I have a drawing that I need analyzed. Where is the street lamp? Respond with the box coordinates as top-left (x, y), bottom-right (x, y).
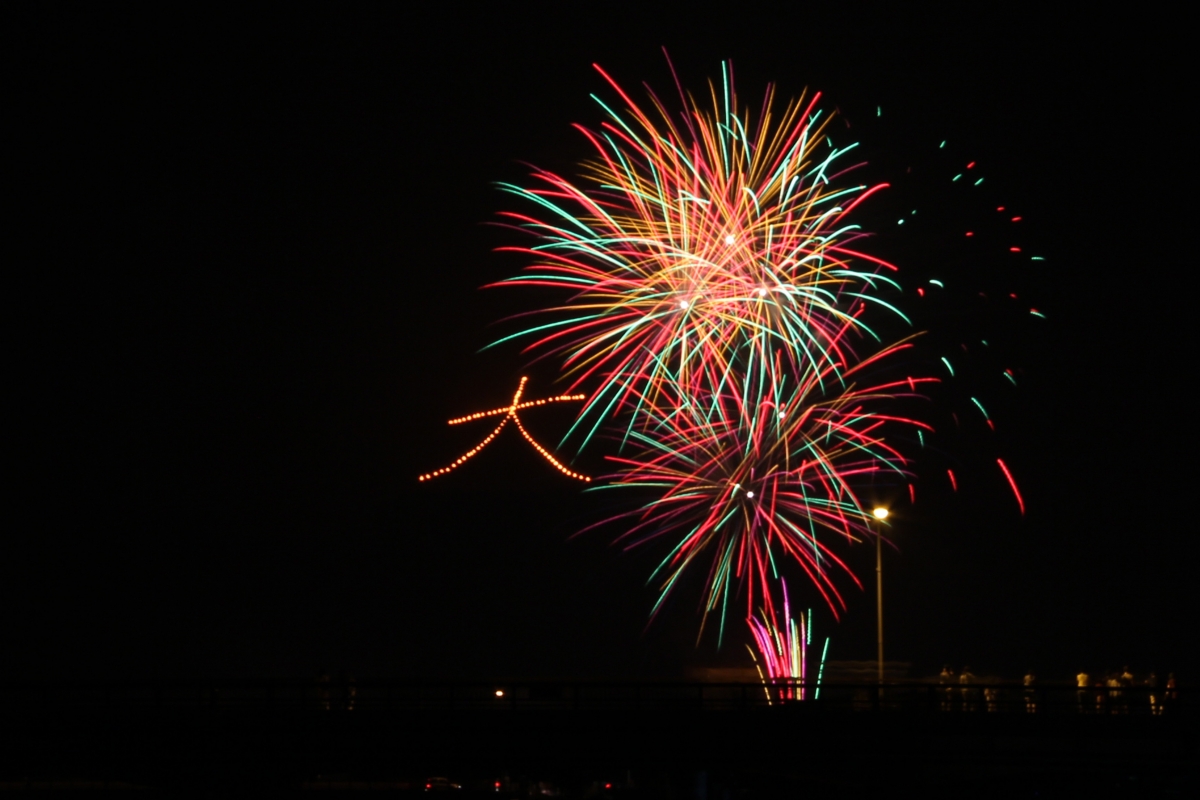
top-left (872, 507), bottom-right (889, 686)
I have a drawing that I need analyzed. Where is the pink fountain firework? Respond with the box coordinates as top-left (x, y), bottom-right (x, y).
top-left (747, 578), bottom-right (825, 700)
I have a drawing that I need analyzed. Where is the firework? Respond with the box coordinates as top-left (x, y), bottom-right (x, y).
top-left (588, 340), bottom-right (935, 640)
top-left (429, 58), bottom-right (1037, 665)
top-left (489, 61), bottom-right (907, 449)
top-left (418, 377), bottom-right (590, 482)
top-left (746, 578), bottom-right (816, 702)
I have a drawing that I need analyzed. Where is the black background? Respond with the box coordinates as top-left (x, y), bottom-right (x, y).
top-left (7, 4), bottom-right (1192, 684)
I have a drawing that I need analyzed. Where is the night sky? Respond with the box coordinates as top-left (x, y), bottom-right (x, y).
top-left (8, 5), bottom-right (1193, 684)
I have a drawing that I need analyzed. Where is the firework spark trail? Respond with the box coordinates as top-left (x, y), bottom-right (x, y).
top-left (892, 134), bottom-right (1045, 501)
top-left (996, 457), bottom-right (1024, 515)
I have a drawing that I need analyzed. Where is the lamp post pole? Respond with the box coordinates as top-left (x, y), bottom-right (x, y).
top-left (872, 507), bottom-right (889, 687)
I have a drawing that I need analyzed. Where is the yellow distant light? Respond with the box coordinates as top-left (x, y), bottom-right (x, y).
top-left (873, 507), bottom-right (889, 520)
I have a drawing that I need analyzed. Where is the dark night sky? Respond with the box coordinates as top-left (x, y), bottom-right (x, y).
top-left (7, 4), bottom-right (1193, 683)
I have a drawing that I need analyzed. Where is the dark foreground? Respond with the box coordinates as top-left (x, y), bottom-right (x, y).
top-left (2, 681), bottom-right (1195, 797)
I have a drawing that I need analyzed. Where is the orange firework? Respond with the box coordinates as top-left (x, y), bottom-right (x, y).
top-left (418, 377), bottom-right (590, 482)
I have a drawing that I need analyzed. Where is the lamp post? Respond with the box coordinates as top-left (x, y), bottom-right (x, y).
top-left (872, 507), bottom-right (889, 686)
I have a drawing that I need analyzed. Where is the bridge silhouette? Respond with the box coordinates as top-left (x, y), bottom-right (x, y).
top-left (9, 678), bottom-right (1185, 715)
top-left (4, 680), bottom-right (1194, 795)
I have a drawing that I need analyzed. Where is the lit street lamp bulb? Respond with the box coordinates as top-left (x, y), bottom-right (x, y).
top-left (873, 507), bottom-right (889, 520)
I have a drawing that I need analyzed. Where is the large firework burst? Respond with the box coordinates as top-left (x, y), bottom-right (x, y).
top-left (490, 61), bottom-right (907, 449)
